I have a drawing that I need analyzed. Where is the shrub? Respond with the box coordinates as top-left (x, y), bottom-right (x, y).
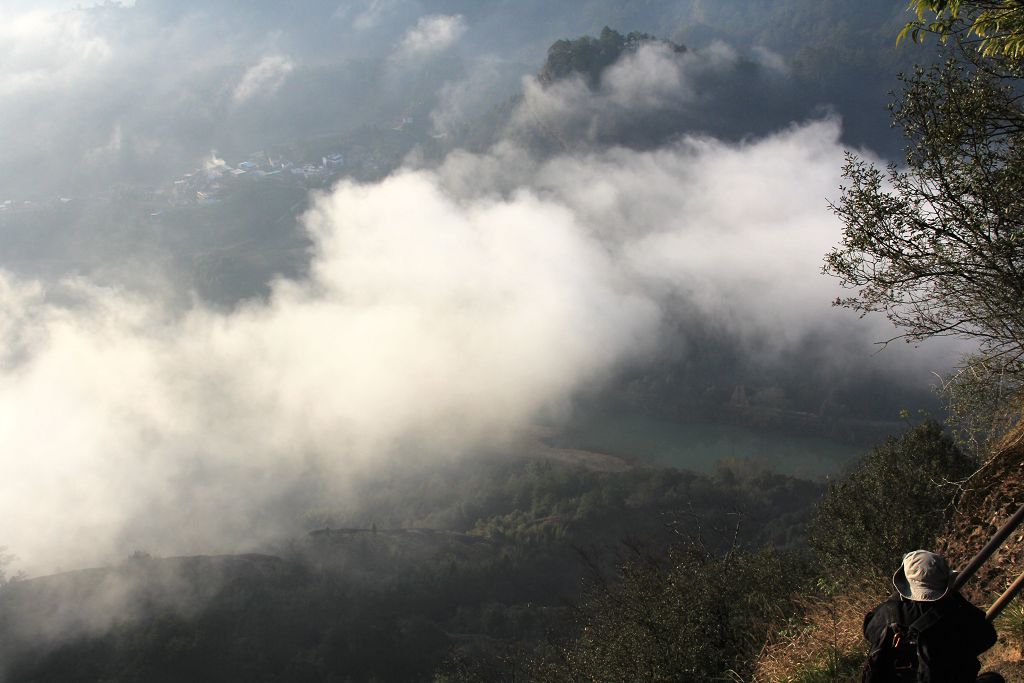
top-left (807, 420), bottom-right (975, 583)
top-left (531, 542), bottom-right (811, 682)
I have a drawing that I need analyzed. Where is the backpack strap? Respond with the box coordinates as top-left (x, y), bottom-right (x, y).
top-left (908, 607), bottom-right (943, 636)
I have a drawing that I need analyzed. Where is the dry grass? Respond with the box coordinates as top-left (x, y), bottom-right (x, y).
top-left (988, 596), bottom-right (1024, 663)
top-left (752, 412), bottom-right (1024, 682)
top-left (751, 581), bottom-right (887, 683)
top-left (995, 412), bottom-right (1024, 456)
top-left (750, 581), bottom-right (1024, 683)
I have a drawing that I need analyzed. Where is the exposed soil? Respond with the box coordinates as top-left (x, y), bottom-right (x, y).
top-left (939, 421), bottom-right (1024, 606)
top-left (516, 426), bottom-right (635, 472)
top-left (938, 419), bottom-right (1024, 677)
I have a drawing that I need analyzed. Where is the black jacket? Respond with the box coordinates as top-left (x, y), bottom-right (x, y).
top-left (863, 592), bottom-right (997, 682)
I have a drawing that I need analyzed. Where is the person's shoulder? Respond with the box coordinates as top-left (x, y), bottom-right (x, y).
top-left (943, 591), bottom-right (987, 619)
top-left (940, 591), bottom-right (974, 609)
top-left (864, 594), bottom-right (904, 636)
top-left (940, 591), bottom-right (997, 651)
top-left (871, 593), bottom-right (904, 615)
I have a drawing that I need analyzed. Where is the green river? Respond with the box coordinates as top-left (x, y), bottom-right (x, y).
top-left (559, 413), bottom-right (870, 479)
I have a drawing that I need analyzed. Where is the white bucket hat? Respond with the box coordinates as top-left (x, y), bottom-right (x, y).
top-left (893, 550), bottom-right (952, 602)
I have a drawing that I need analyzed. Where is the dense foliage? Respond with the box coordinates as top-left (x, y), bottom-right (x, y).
top-left (903, 0), bottom-right (1024, 59)
top-left (484, 423), bottom-right (977, 683)
top-left (827, 60), bottom-right (1024, 360)
top-left (529, 545), bottom-right (809, 683)
top-left (826, 50), bottom-right (1024, 444)
top-left (808, 421), bottom-right (976, 582)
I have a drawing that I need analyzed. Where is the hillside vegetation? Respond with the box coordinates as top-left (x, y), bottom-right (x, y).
top-left (0, 455), bottom-right (823, 682)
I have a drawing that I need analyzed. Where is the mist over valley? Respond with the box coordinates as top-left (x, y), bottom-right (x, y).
top-left (0, 2), bottom-right (985, 681)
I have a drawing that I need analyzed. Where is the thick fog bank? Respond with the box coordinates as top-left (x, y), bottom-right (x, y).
top-left (0, 118), bottom-right (963, 575)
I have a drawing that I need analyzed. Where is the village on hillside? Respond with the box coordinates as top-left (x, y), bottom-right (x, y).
top-left (165, 150), bottom-right (346, 209)
top-left (0, 110), bottom-right (432, 217)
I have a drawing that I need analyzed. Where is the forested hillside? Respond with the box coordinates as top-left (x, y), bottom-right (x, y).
top-left (0, 456), bottom-right (821, 682)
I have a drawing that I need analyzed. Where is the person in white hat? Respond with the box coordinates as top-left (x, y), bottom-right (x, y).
top-left (862, 550), bottom-right (1003, 682)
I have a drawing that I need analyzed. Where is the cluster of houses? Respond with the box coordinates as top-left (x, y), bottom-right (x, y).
top-left (164, 150), bottom-right (345, 207)
top-left (2, 148), bottom-right (352, 218)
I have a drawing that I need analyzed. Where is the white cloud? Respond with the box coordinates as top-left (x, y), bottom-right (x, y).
top-left (335, 0), bottom-right (404, 31)
top-left (507, 40), bottom-right (799, 147)
top-left (600, 43), bottom-right (688, 109)
top-left (430, 57), bottom-right (523, 135)
top-left (509, 42), bottom-right (699, 140)
top-left (751, 46), bottom-right (790, 76)
top-left (0, 117), bottom-right (963, 577)
top-left (231, 55), bottom-right (295, 105)
top-left (0, 167), bottom-right (659, 574)
top-left (438, 119), bottom-right (855, 340)
top-left (0, 8), bottom-right (112, 96)
top-left (396, 14), bottom-right (466, 59)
